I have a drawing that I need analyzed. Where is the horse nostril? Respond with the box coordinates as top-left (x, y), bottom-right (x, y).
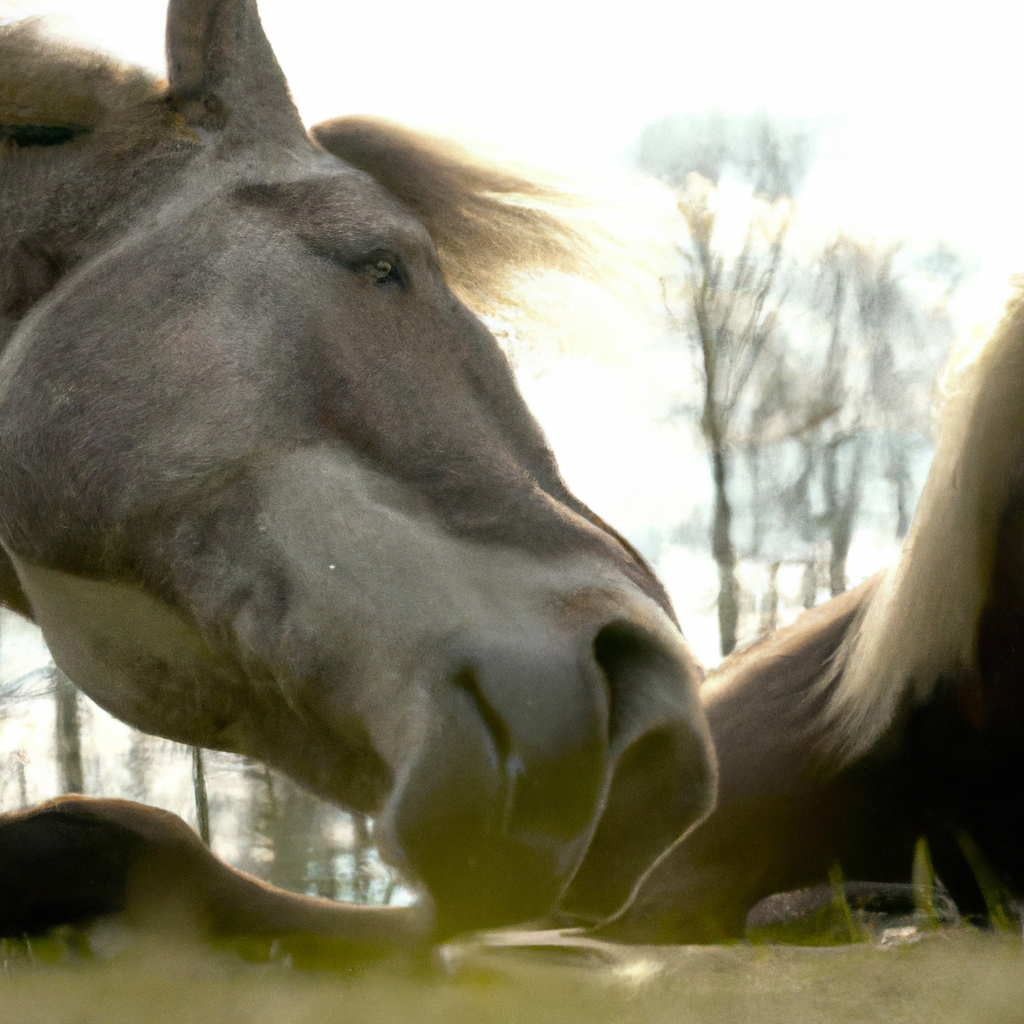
top-left (452, 665), bottom-right (512, 769)
top-left (561, 618), bottom-right (715, 922)
top-left (593, 620), bottom-right (672, 744)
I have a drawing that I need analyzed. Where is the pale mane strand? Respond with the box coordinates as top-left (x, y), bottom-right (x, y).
top-left (820, 296), bottom-right (1024, 762)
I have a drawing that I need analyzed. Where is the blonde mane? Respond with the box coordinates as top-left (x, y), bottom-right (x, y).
top-left (310, 117), bottom-right (600, 316)
top-left (820, 294), bottom-right (1024, 762)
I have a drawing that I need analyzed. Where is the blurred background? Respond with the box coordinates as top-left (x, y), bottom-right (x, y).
top-left (1, 0), bottom-right (1021, 906)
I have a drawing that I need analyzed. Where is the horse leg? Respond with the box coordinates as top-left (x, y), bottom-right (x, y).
top-left (0, 795), bottom-right (432, 963)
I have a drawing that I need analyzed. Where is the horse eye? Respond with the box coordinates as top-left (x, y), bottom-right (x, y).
top-left (363, 256), bottom-right (404, 287)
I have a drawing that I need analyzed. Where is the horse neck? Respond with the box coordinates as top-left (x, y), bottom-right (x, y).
top-left (702, 577), bottom-right (879, 787)
top-left (811, 301), bottom-right (1024, 764)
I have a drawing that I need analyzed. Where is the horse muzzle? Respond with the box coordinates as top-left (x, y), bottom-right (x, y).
top-left (379, 614), bottom-right (716, 939)
top-left (215, 450), bottom-right (716, 938)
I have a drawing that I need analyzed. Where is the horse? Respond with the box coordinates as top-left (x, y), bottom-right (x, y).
top-left (0, 0), bottom-right (715, 946)
top-left (602, 296), bottom-right (1024, 942)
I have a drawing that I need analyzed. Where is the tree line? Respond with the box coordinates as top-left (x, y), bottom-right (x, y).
top-left (639, 113), bottom-right (962, 656)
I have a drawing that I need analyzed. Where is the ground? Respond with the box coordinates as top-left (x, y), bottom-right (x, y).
top-left (0, 929), bottom-right (1020, 1024)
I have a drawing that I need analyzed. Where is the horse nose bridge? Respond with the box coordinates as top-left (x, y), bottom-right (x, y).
top-left (454, 628), bottom-right (608, 749)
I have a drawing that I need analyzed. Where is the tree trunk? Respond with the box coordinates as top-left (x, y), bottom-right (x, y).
top-left (824, 437), bottom-right (865, 598)
top-left (351, 812), bottom-right (374, 903)
top-left (886, 441), bottom-right (912, 538)
top-left (306, 826), bottom-right (339, 901)
top-left (53, 666), bottom-right (83, 794)
top-left (829, 525), bottom-right (852, 597)
top-left (192, 745), bottom-right (211, 846)
top-left (126, 732), bottom-right (152, 803)
top-left (12, 750), bottom-right (27, 807)
top-left (800, 560), bottom-right (817, 609)
top-left (747, 445), bottom-right (763, 557)
top-left (710, 444), bottom-right (739, 657)
top-left (758, 561), bottom-right (780, 636)
top-left (265, 773), bottom-right (320, 895)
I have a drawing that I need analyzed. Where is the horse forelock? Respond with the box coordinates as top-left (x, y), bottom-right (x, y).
top-left (817, 294), bottom-right (1024, 764)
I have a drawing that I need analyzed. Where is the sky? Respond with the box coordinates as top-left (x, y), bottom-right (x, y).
top-left (3, 0), bottom-right (1024, 661)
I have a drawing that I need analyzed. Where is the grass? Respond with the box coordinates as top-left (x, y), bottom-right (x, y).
top-left (0, 927), bottom-right (1020, 1024)
top-left (2, 833), bottom-right (1018, 1022)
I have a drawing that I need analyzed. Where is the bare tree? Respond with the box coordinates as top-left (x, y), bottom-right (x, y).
top-left (821, 435), bottom-right (866, 595)
top-left (349, 812), bottom-right (375, 904)
top-left (125, 731), bottom-right (154, 803)
top-left (643, 116), bottom-right (810, 656)
top-left (10, 749), bottom-right (27, 808)
top-left (671, 173), bottom-right (791, 655)
top-left (642, 116), bottom-right (959, 650)
top-left (802, 236), bottom-right (958, 594)
top-left (730, 235), bottom-right (959, 608)
top-left (244, 765), bottom-right (329, 896)
top-left (192, 745), bottom-right (211, 846)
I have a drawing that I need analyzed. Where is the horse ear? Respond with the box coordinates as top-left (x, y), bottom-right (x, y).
top-left (165, 0), bottom-right (305, 141)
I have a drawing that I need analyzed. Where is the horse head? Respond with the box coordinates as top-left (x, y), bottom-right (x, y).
top-left (0, 0), bottom-right (714, 937)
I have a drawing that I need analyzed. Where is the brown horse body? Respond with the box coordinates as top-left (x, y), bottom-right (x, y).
top-left (608, 301), bottom-right (1024, 941)
top-left (0, 0), bottom-right (713, 943)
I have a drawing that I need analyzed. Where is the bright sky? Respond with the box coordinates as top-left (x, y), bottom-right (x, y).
top-left (4, 0), bottom-right (1023, 660)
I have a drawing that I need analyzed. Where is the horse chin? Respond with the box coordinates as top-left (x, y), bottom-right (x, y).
top-left (377, 813), bottom-right (593, 940)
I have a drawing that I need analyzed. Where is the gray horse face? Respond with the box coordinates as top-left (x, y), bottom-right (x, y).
top-left (0, 0), bottom-right (715, 937)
